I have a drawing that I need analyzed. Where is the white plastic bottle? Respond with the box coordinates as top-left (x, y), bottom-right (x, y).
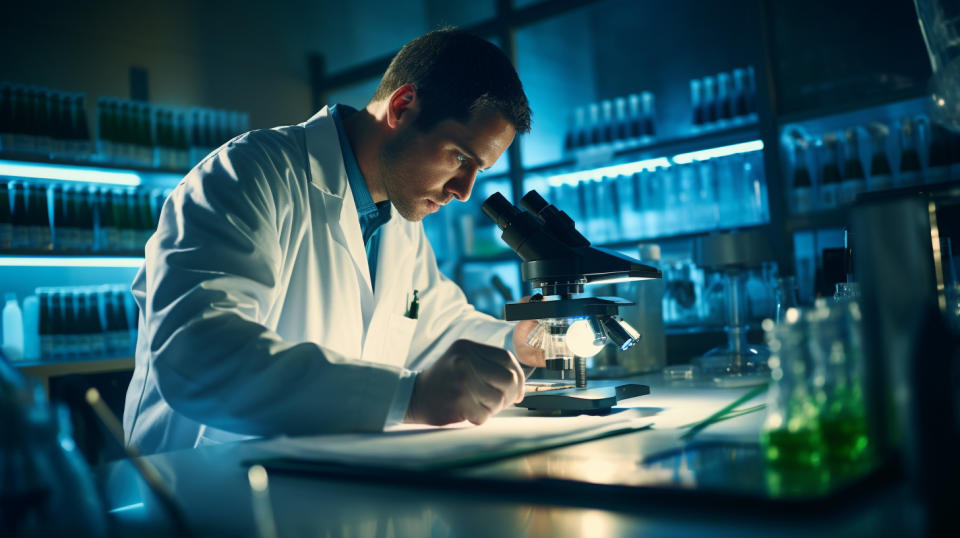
top-left (2, 293), bottom-right (24, 360)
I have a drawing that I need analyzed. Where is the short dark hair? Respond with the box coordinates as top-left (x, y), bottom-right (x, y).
top-left (372, 28), bottom-right (531, 134)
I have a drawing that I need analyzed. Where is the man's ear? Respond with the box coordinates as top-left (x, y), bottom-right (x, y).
top-left (387, 84), bottom-right (418, 129)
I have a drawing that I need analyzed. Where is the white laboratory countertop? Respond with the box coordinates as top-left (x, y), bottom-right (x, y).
top-left (97, 374), bottom-right (919, 538)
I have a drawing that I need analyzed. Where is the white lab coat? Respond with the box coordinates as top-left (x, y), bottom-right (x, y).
top-left (123, 107), bottom-right (514, 454)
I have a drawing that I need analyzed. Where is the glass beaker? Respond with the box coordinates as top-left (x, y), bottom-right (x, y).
top-left (807, 299), bottom-right (871, 472)
top-left (761, 312), bottom-right (829, 496)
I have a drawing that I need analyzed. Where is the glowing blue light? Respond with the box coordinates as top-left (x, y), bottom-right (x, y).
top-left (671, 140), bottom-right (764, 164)
top-left (588, 275), bottom-right (653, 285)
top-left (109, 502), bottom-right (145, 514)
top-left (0, 256), bottom-right (144, 268)
top-left (0, 159), bottom-right (141, 186)
top-left (544, 157), bottom-right (671, 186)
top-left (540, 139), bottom-right (764, 188)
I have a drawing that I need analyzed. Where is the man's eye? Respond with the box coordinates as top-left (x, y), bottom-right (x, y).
top-left (456, 153), bottom-right (467, 164)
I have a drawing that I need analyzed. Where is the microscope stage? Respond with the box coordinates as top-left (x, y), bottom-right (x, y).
top-left (517, 383), bottom-right (649, 414)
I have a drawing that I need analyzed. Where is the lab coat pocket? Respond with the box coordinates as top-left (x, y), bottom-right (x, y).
top-left (383, 313), bottom-right (418, 368)
top-left (362, 310), bottom-right (418, 368)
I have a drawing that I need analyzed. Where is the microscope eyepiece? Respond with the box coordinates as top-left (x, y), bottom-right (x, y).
top-left (519, 190), bottom-right (590, 248)
top-left (481, 192), bottom-right (521, 231)
top-left (519, 190), bottom-right (550, 215)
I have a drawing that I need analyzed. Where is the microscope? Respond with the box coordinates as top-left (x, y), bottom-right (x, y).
top-left (481, 190), bottom-right (662, 413)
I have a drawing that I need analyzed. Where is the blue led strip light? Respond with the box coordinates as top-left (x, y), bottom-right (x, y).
top-left (671, 139), bottom-right (764, 164)
top-left (0, 256), bottom-right (144, 268)
top-left (543, 139), bottom-right (764, 186)
top-left (0, 159), bottom-right (142, 186)
top-left (546, 158), bottom-right (670, 186)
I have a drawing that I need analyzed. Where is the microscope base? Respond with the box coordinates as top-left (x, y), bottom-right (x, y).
top-left (517, 383), bottom-right (649, 414)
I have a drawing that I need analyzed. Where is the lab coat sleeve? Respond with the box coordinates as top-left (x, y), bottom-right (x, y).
top-left (405, 225), bottom-right (516, 372)
top-left (144, 132), bottom-right (408, 436)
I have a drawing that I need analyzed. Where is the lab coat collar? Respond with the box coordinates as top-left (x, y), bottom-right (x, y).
top-left (302, 106), bottom-right (417, 298)
top-left (303, 106), bottom-right (348, 214)
top-left (303, 106), bottom-right (372, 290)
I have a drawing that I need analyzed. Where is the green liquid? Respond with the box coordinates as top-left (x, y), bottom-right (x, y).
top-left (762, 427), bottom-right (823, 467)
top-left (762, 427), bottom-right (828, 498)
top-left (819, 385), bottom-right (870, 464)
top-left (819, 413), bottom-right (869, 463)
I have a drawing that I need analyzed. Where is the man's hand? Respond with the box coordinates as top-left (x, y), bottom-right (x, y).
top-left (405, 339), bottom-right (525, 426)
top-left (513, 296), bottom-right (546, 368)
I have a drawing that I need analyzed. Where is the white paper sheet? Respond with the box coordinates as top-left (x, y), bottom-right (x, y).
top-left (257, 409), bottom-right (654, 470)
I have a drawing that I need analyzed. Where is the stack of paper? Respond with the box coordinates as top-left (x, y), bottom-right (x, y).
top-left (256, 409), bottom-right (654, 471)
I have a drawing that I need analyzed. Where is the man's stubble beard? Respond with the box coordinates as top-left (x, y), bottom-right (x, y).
top-left (379, 128), bottom-right (427, 222)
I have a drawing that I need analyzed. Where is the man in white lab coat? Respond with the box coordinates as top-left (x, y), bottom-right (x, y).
top-left (124, 29), bottom-right (544, 453)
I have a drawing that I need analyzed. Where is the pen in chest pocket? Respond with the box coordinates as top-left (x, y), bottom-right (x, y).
top-left (405, 290), bottom-right (419, 319)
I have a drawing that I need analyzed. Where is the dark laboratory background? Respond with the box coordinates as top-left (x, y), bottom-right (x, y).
top-left (1, 0), bottom-right (957, 519)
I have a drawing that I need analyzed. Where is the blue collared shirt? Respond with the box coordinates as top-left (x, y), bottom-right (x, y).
top-left (329, 104), bottom-right (392, 290)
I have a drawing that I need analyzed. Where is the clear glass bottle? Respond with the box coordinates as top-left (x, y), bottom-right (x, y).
top-left (790, 139), bottom-right (813, 214)
top-left (641, 91), bottom-right (656, 138)
top-left (702, 76), bottom-right (717, 125)
top-left (642, 168), bottom-right (665, 238)
top-left (696, 159), bottom-right (719, 230)
top-left (818, 135), bottom-right (843, 209)
top-left (600, 100), bottom-right (615, 145)
top-left (72, 94), bottom-right (91, 159)
top-left (675, 163), bottom-right (697, 233)
top-left (775, 275), bottom-right (799, 324)
top-left (716, 72), bottom-right (733, 122)
top-left (898, 117), bottom-right (922, 187)
top-left (0, 181), bottom-right (11, 249)
top-left (866, 122), bottom-right (894, 192)
top-left (740, 150), bottom-right (766, 225)
top-left (627, 94), bottom-right (643, 140)
top-left (690, 79), bottom-right (704, 127)
top-left (39, 289), bottom-right (53, 359)
top-left (613, 97), bottom-right (629, 144)
top-left (715, 155), bottom-right (739, 227)
top-left (587, 102), bottom-right (602, 147)
top-left (841, 128), bottom-right (866, 205)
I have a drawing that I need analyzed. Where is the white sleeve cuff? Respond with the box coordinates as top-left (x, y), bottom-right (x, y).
top-left (503, 324), bottom-right (517, 355)
top-left (385, 368), bottom-right (418, 426)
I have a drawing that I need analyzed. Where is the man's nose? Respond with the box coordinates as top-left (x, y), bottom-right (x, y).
top-left (444, 167), bottom-right (478, 202)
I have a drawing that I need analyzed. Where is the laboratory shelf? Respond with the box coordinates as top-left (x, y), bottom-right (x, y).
top-left (610, 121), bottom-right (760, 162)
top-left (775, 86), bottom-right (928, 126)
top-left (16, 355), bottom-right (135, 394)
top-left (785, 208), bottom-right (849, 232)
top-left (520, 121), bottom-right (761, 181)
top-left (0, 251), bottom-right (145, 267)
top-left (598, 223), bottom-right (770, 251)
top-left (0, 249), bottom-right (145, 257)
top-left (454, 224), bottom-right (772, 268)
top-left (785, 183), bottom-right (960, 233)
top-left (0, 150), bottom-right (190, 176)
